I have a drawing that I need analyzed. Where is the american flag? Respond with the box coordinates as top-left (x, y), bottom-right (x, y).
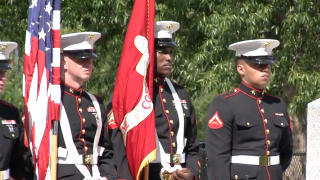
top-left (23, 0), bottom-right (61, 179)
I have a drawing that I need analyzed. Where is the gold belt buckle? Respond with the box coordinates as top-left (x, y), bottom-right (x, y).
top-left (83, 154), bottom-right (92, 165)
top-left (259, 156), bottom-right (271, 166)
top-left (170, 154), bottom-right (181, 164)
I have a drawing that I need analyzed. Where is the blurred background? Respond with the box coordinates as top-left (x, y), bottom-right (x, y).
top-left (1, 0), bottom-right (319, 179)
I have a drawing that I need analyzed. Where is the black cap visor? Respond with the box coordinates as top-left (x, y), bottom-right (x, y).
top-left (0, 60), bottom-right (12, 70)
top-left (62, 49), bottom-right (98, 59)
top-left (237, 55), bottom-right (275, 65)
top-left (155, 38), bottom-right (177, 47)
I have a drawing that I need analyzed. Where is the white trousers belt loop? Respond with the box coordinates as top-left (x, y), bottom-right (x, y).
top-left (0, 169), bottom-right (10, 180)
top-left (231, 155), bottom-right (280, 166)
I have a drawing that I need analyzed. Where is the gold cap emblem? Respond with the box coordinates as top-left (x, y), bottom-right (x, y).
top-left (264, 41), bottom-right (271, 48)
top-left (167, 23), bottom-right (174, 30)
top-left (0, 44), bottom-right (8, 51)
top-left (88, 34), bottom-right (95, 40)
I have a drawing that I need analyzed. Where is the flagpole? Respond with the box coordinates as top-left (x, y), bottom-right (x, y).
top-left (143, 165), bottom-right (150, 180)
top-left (51, 121), bottom-right (59, 179)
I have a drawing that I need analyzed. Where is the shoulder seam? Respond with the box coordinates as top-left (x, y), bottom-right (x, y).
top-left (216, 88), bottom-right (237, 97)
top-left (0, 100), bottom-right (17, 109)
top-left (224, 90), bottom-right (240, 99)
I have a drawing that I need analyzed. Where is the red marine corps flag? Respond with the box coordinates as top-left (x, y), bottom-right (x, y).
top-left (112, 0), bottom-right (156, 179)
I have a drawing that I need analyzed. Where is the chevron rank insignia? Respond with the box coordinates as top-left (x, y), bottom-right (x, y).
top-left (208, 112), bottom-right (223, 129)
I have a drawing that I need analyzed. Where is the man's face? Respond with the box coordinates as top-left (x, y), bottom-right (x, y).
top-left (237, 59), bottom-right (271, 89)
top-left (63, 56), bottom-right (94, 83)
top-left (154, 47), bottom-right (174, 77)
top-left (0, 69), bottom-right (8, 94)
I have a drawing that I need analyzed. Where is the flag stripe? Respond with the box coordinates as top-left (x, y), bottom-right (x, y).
top-left (23, 0), bottom-right (61, 179)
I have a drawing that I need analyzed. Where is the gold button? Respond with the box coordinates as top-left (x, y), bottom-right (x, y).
top-left (69, 88), bottom-right (74, 93)
top-left (82, 129), bottom-right (86, 134)
top-left (264, 119), bottom-right (268, 123)
top-left (12, 134), bottom-right (14, 137)
top-left (78, 98), bottom-right (82, 104)
top-left (267, 151), bottom-right (270, 156)
top-left (251, 90), bottom-right (256, 95)
top-left (172, 142), bottom-right (176, 147)
top-left (235, 175), bottom-right (238, 179)
top-left (163, 99), bottom-right (167, 103)
top-left (154, 78), bottom-right (158, 83)
top-left (171, 131), bottom-right (174, 136)
top-left (170, 120), bottom-right (174, 124)
top-left (161, 88), bottom-right (163, 92)
top-left (84, 146), bottom-right (88, 152)
top-left (259, 99), bottom-right (262, 104)
top-left (247, 122), bottom-right (250, 126)
top-left (266, 129), bottom-right (270, 134)
top-left (261, 109), bottom-right (265, 113)
top-left (165, 110), bottom-right (169, 114)
top-left (262, 90), bottom-right (265, 95)
top-left (79, 108), bottom-right (83, 113)
top-left (234, 89), bottom-right (238, 92)
top-left (81, 138), bottom-right (85, 141)
top-left (281, 123), bottom-right (284, 126)
top-left (82, 118), bottom-right (86, 123)
top-left (267, 140), bottom-right (270, 145)
top-left (183, 113), bottom-right (185, 117)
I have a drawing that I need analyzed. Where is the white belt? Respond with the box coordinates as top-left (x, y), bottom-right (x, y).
top-left (151, 153), bottom-right (186, 164)
top-left (231, 155), bottom-right (280, 166)
top-left (57, 147), bottom-right (104, 165)
top-left (0, 169), bottom-right (10, 180)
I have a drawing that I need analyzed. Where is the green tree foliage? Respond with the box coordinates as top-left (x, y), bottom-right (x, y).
top-left (0, 1), bottom-right (319, 145)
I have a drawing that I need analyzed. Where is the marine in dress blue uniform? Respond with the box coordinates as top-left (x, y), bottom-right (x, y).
top-left (206, 39), bottom-right (293, 180)
top-left (106, 21), bottom-right (200, 180)
top-left (57, 32), bottom-right (116, 180)
top-left (148, 21), bottom-right (199, 180)
top-left (0, 42), bottom-right (35, 180)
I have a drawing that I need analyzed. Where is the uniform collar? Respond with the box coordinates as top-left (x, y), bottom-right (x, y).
top-left (239, 81), bottom-right (265, 99)
top-left (154, 76), bottom-right (166, 86)
top-left (61, 81), bottom-right (83, 96)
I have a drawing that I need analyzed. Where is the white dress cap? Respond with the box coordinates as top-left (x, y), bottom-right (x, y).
top-left (228, 39), bottom-right (280, 57)
top-left (154, 21), bottom-right (180, 39)
top-left (0, 42), bottom-right (18, 70)
top-left (154, 21), bottom-right (180, 47)
top-left (0, 42), bottom-right (18, 60)
top-left (61, 32), bottom-right (101, 59)
top-left (61, 32), bottom-right (101, 51)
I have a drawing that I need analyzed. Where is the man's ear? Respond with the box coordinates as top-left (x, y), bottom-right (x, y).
top-left (237, 60), bottom-right (245, 76)
top-left (61, 55), bottom-right (68, 70)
